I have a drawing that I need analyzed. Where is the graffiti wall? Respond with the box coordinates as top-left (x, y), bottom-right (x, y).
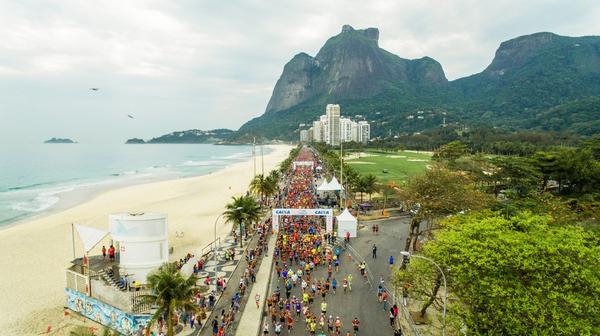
top-left (65, 288), bottom-right (151, 335)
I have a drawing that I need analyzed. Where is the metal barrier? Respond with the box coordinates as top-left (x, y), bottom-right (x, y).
top-left (201, 237), bottom-right (221, 259)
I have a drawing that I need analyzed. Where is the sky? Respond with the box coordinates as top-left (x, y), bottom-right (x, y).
top-left (1, 0), bottom-right (599, 144)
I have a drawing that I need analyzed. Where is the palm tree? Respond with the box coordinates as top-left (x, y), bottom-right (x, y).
top-left (362, 174), bottom-right (378, 200)
top-left (380, 182), bottom-right (397, 215)
top-left (249, 174), bottom-right (268, 204)
top-left (224, 195), bottom-right (262, 247)
top-left (141, 263), bottom-right (198, 336)
top-left (265, 170), bottom-right (281, 205)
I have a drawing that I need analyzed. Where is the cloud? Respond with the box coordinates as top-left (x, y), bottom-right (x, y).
top-left (0, 0), bottom-right (599, 143)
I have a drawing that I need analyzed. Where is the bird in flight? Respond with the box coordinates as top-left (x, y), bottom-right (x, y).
top-left (127, 114), bottom-right (134, 119)
top-left (89, 88), bottom-right (99, 91)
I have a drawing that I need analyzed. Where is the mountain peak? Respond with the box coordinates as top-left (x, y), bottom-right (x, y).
top-left (339, 24), bottom-right (379, 42)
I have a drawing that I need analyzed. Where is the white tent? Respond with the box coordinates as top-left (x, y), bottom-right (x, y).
top-left (74, 224), bottom-right (109, 253)
top-left (316, 179), bottom-right (332, 192)
top-left (336, 208), bottom-right (357, 238)
top-left (328, 176), bottom-right (344, 191)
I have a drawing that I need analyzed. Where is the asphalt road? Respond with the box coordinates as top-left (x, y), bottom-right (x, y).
top-left (264, 216), bottom-right (411, 336)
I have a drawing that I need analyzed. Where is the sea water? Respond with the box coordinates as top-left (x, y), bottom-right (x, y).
top-left (0, 143), bottom-right (262, 227)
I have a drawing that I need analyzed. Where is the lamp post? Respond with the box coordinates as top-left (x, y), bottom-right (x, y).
top-left (213, 207), bottom-right (243, 286)
top-left (400, 251), bottom-right (447, 336)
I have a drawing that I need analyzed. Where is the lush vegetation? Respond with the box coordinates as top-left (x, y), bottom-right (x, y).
top-left (407, 212), bottom-right (600, 335)
top-left (387, 135), bottom-right (600, 335)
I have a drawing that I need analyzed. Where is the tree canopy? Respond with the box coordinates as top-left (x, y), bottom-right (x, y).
top-left (420, 211), bottom-right (600, 335)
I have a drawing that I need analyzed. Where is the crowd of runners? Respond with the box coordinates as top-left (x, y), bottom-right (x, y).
top-left (261, 148), bottom-right (401, 336)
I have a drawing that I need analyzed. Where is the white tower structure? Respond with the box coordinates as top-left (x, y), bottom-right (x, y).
top-left (109, 213), bottom-right (169, 283)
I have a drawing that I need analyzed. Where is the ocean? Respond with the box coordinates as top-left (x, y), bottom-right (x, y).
top-left (0, 143), bottom-right (263, 227)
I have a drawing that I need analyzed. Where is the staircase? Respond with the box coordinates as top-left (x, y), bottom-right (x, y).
top-left (98, 268), bottom-right (126, 291)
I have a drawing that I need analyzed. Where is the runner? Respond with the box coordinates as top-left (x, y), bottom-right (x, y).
top-left (351, 317), bottom-right (360, 335)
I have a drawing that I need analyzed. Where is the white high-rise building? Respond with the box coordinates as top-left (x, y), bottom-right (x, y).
top-left (299, 129), bottom-right (309, 143)
top-left (312, 120), bottom-right (323, 142)
top-left (320, 115), bottom-right (329, 144)
top-left (303, 104), bottom-right (370, 146)
top-left (358, 121), bottom-right (370, 144)
top-left (350, 122), bottom-right (359, 142)
top-left (340, 118), bottom-right (355, 143)
top-left (326, 104), bottom-right (340, 146)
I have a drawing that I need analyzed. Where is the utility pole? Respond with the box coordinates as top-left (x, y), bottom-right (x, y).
top-left (252, 137), bottom-right (256, 177)
top-left (261, 140), bottom-right (264, 176)
top-left (340, 139), bottom-right (344, 209)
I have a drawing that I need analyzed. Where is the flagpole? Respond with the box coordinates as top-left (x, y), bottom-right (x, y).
top-left (72, 223), bottom-right (76, 259)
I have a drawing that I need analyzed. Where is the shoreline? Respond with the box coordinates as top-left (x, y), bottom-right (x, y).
top-left (0, 145), bottom-right (270, 231)
top-left (0, 144), bottom-right (293, 335)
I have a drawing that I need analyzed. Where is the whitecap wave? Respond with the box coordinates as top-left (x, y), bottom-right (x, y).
top-left (10, 193), bottom-right (60, 213)
top-left (180, 160), bottom-right (225, 167)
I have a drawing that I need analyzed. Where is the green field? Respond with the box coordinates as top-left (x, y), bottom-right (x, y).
top-left (345, 150), bottom-right (432, 184)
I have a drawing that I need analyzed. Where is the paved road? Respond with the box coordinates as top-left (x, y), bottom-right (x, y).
top-left (262, 216), bottom-right (411, 336)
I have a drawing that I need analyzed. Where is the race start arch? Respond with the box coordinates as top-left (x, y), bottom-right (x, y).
top-left (292, 161), bottom-right (314, 170)
top-left (272, 208), bottom-right (333, 233)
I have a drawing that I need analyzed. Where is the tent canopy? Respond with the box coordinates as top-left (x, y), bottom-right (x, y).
top-left (317, 179), bottom-right (332, 191)
top-left (336, 208), bottom-right (357, 238)
top-left (75, 224), bottom-right (109, 253)
top-left (328, 176), bottom-right (344, 191)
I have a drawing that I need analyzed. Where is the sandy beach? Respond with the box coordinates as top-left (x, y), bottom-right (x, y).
top-left (0, 144), bottom-right (292, 336)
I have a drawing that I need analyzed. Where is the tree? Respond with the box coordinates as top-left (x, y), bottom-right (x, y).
top-left (224, 195), bottom-right (262, 247)
top-left (487, 156), bottom-right (542, 196)
top-left (393, 257), bottom-right (443, 322)
top-left (400, 167), bottom-right (493, 251)
top-left (380, 182), bottom-right (397, 214)
top-left (141, 263), bottom-right (199, 336)
top-left (249, 174), bottom-right (268, 204)
top-left (420, 211), bottom-right (600, 335)
top-left (433, 141), bottom-right (468, 163)
top-left (361, 174), bottom-right (378, 200)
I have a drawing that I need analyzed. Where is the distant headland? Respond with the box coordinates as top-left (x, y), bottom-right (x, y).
top-left (125, 129), bottom-right (234, 144)
top-left (44, 137), bottom-right (76, 144)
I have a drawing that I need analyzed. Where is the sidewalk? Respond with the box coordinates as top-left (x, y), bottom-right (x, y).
top-left (234, 234), bottom-right (276, 336)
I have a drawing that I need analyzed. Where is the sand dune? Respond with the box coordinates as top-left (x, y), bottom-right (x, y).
top-left (0, 145), bottom-right (292, 336)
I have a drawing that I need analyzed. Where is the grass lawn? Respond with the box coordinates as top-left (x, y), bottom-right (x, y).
top-left (345, 150), bottom-right (432, 184)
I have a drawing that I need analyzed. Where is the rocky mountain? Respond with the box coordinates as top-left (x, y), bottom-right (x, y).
top-left (125, 129), bottom-right (234, 144)
top-left (238, 26), bottom-right (600, 139)
top-left (453, 32), bottom-right (600, 132)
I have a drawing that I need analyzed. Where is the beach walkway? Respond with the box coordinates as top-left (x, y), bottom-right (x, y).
top-left (234, 234), bottom-right (277, 335)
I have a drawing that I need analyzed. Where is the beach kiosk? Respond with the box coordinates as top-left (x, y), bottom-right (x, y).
top-left (64, 212), bottom-right (168, 335)
top-left (336, 208), bottom-right (358, 238)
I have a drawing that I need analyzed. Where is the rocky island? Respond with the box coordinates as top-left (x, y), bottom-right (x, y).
top-left (44, 137), bottom-right (76, 144)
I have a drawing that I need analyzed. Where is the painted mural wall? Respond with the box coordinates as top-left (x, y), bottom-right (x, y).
top-left (65, 288), bottom-right (151, 335)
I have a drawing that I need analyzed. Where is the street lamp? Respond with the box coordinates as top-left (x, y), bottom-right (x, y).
top-left (213, 207), bottom-right (243, 287)
top-left (400, 251), bottom-right (448, 336)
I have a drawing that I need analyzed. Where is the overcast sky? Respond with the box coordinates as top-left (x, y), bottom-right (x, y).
top-left (1, 0), bottom-right (599, 144)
